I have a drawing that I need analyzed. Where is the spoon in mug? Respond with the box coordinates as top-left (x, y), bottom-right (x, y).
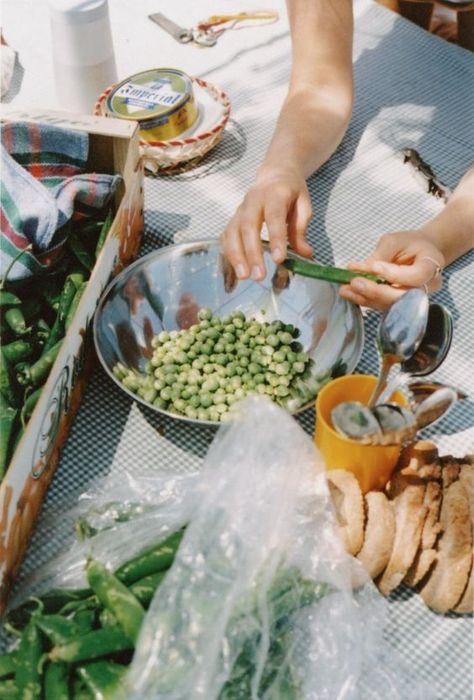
top-left (368, 288), bottom-right (430, 407)
top-left (378, 303), bottom-right (453, 404)
top-left (345, 387), bottom-right (458, 446)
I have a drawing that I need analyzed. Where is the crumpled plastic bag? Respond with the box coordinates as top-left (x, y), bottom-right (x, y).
top-left (125, 397), bottom-right (431, 700)
top-left (11, 396), bottom-right (431, 699)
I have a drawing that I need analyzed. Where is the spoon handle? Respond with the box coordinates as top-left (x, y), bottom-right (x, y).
top-left (368, 356), bottom-right (398, 408)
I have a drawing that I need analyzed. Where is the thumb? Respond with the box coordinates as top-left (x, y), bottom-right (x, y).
top-left (369, 257), bottom-right (440, 287)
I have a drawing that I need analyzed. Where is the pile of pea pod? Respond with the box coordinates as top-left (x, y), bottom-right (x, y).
top-left (0, 210), bottom-right (113, 479)
top-left (0, 529), bottom-right (184, 699)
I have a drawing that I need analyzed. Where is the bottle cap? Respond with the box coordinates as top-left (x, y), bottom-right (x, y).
top-left (48, 0), bottom-right (108, 24)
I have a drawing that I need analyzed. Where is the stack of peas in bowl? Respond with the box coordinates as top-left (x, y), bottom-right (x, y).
top-left (113, 309), bottom-right (312, 421)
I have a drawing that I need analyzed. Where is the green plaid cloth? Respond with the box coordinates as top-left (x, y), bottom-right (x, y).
top-left (0, 121), bottom-right (120, 281)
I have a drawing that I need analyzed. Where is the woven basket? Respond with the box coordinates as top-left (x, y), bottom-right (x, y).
top-left (94, 77), bottom-right (231, 175)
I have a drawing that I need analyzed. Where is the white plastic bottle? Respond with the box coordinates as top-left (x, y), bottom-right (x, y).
top-left (48, 0), bottom-right (117, 113)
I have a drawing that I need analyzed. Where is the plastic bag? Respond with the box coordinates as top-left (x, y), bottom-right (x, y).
top-left (126, 397), bottom-right (431, 700)
top-left (11, 469), bottom-right (200, 605)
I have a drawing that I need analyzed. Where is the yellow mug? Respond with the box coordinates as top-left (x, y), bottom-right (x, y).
top-left (315, 374), bottom-right (407, 493)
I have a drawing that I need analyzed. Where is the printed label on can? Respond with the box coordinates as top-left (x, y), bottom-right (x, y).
top-left (115, 81), bottom-right (183, 112)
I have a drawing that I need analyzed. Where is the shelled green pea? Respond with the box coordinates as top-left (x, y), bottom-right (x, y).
top-left (113, 309), bottom-right (313, 421)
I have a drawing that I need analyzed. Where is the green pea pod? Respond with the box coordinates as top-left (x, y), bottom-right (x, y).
top-left (16, 614), bottom-right (43, 700)
top-left (49, 627), bottom-right (133, 664)
top-left (0, 290), bottom-right (21, 308)
top-left (0, 349), bottom-right (18, 407)
top-left (0, 651), bottom-right (17, 679)
top-left (283, 258), bottom-right (387, 285)
top-left (57, 278), bottom-right (78, 325)
top-left (21, 387), bottom-right (43, 429)
top-left (114, 529), bottom-right (185, 585)
top-left (0, 679), bottom-right (17, 698)
top-left (72, 677), bottom-right (95, 700)
top-left (6, 590), bottom-right (91, 632)
top-left (77, 660), bottom-right (127, 700)
top-left (35, 318), bottom-right (51, 342)
top-left (86, 558), bottom-right (144, 643)
top-left (41, 288), bottom-right (61, 312)
top-left (69, 232), bottom-right (95, 271)
top-left (69, 268), bottom-right (87, 291)
top-left (36, 614), bottom-right (86, 646)
top-left (72, 609), bottom-right (96, 634)
top-left (22, 298), bottom-right (41, 322)
top-left (3, 307), bottom-right (30, 336)
top-left (2, 341), bottom-right (34, 364)
top-left (41, 277), bottom-right (77, 355)
top-left (44, 661), bottom-right (69, 700)
top-left (0, 406), bottom-right (18, 478)
top-left (95, 209), bottom-right (113, 259)
top-left (128, 570), bottom-right (166, 608)
top-left (65, 282), bottom-right (87, 332)
top-left (17, 340), bottom-right (62, 387)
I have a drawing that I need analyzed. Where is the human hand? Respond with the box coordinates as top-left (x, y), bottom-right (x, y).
top-left (339, 230), bottom-right (445, 311)
top-left (221, 166), bottom-right (313, 281)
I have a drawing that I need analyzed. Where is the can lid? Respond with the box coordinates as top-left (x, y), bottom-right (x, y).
top-left (48, 0), bottom-right (108, 23)
top-left (105, 69), bottom-right (193, 122)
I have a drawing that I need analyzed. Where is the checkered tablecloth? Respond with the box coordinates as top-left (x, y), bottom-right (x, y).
top-left (2, 0), bottom-right (473, 696)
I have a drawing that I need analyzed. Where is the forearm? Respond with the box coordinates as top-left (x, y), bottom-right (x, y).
top-left (421, 166), bottom-right (474, 265)
top-left (259, 86), bottom-right (353, 180)
top-left (259, 0), bottom-right (353, 180)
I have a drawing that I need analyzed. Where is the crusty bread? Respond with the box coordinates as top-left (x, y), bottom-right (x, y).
top-left (454, 465), bottom-right (474, 614)
top-left (326, 469), bottom-right (364, 556)
top-left (357, 492), bottom-right (395, 579)
top-left (420, 479), bottom-right (472, 613)
top-left (404, 480), bottom-right (443, 587)
top-left (378, 475), bottom-right (427, 596)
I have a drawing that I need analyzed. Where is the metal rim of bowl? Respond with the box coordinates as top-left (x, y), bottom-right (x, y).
top-left (93, 239), bottom-right (365, 427)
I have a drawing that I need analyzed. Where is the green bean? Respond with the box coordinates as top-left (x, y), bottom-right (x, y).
top-left (114, 529), bottom-right (184, 585)
top-left (44, 661), bottom-right (69, 700)
top-left (16, 613), bottom-right (43, 700)
top-left (0, 651), bottom-right (17, 679)
top-left (17, 340), bottom-right (62, 387)
top-left (77, 660), bottom-right (127, 700)
top-left (49, 627), bottom-right (133, 663)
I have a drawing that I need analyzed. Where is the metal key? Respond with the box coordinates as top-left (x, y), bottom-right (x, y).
top-left (148, 12), bottom-right (194, 43)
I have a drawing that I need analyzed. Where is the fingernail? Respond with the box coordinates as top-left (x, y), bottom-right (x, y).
top-left (251, 265), bottom-right (263, 280)
top-left (236, 264), bottom-right (246, 279)
top-left (272, 247), bottom-right (283, 262)
top-left (352, 279), bottom-right (366, 292)
top-left (373, 262), bottom-right (387, 274)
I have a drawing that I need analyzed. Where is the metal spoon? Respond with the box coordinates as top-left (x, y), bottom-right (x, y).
top-left (378, 303), bottom-right (453, 403)
top-left (368, 288), bottom-right (429, 407)
top-left (414, 386), bottom-right (457, 430)
top-left (354, 387), bottom-right (457, 446)
top-left (331, 401), bottom-right (382, 440)
top-left (408, 380), bottom-right (467, 406)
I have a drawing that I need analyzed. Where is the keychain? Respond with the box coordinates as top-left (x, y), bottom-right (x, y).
top-left (149, 10), bottom-right (279, 47)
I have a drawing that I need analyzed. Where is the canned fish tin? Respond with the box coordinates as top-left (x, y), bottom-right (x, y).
top-left (105, 68), bottom-right (198, 142)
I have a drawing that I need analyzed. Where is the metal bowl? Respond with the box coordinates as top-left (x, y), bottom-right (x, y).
top-left (93, 240), bottom-right (364, 426)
